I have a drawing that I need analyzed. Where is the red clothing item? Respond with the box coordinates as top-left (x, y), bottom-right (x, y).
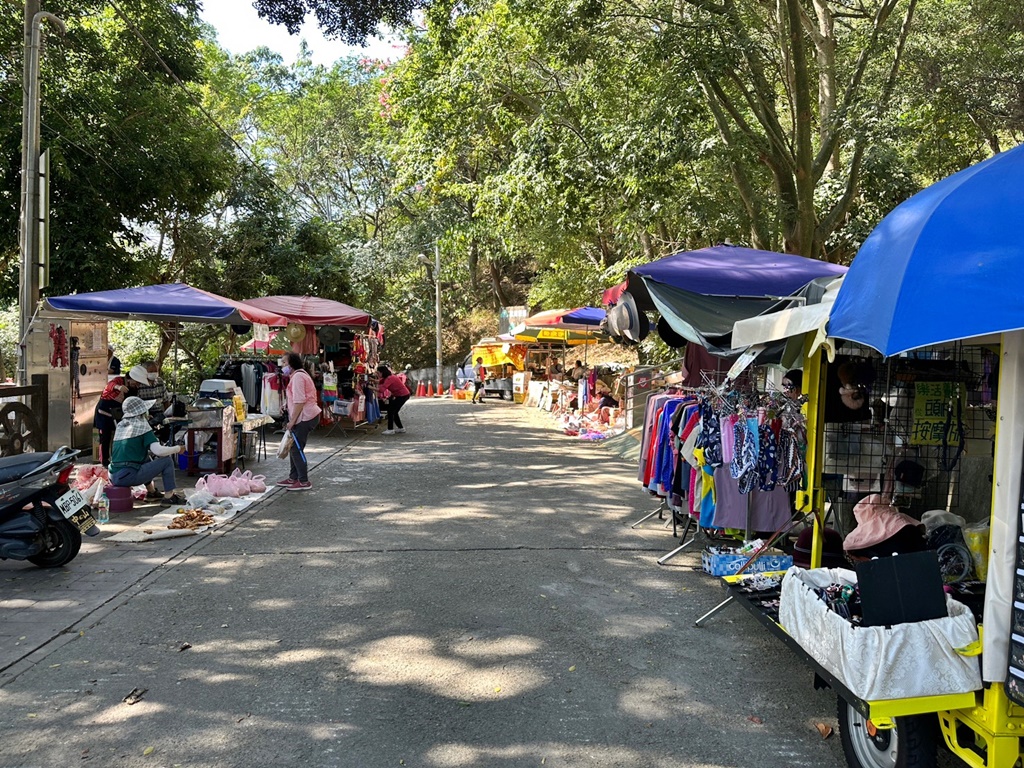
top-left (101, 377), bottom-right (128, 401)
top-left (379, 374), bottom-right (410, 399)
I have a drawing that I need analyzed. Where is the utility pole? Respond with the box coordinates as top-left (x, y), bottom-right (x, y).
top-left (433, 242), bottom-right (442, 394)
top-left (18, 1), bottom-right (64, 383)
top-left (417, 245), bottom-right (443, 394)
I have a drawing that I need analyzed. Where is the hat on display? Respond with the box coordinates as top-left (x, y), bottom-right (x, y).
top-left (620, 292), bottom-right (650, 343)
top-left (793, 526), bottom-right (846, 569)
top-left (285, 323), bottom-right (306, 341)
top-left (657, 316), bottom-right (688, 349)
top-left (843, 494), bottom-right (924, 552)
top-left (122, 396), bottom-right (157, 419)
top-left (128, 364), bottom-right (150, 385)
top-left (318, 326), bottom-right (341, 346)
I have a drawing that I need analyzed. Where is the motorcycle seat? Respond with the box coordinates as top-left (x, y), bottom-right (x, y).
top-left (0, 452), bottom-right (54, 484)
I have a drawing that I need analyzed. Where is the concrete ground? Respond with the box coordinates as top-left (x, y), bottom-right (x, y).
top-left (0, 398), bottom-right (851, 768)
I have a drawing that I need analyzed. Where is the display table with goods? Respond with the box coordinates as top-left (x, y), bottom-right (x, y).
top-left (181, 404), bottom-right (236, 476)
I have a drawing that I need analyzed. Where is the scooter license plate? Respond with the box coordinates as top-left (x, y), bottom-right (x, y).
top-left (55, 489), bottom-right (97, 534)
top-left (55, 489), bottom-right (87, 519)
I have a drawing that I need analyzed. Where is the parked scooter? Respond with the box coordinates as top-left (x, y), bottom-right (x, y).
top-left (0, 447), bottom-right (99, 568)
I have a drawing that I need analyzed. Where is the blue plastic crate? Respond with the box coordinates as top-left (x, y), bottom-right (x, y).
top-left (701, 549), bottom-right (793, 577)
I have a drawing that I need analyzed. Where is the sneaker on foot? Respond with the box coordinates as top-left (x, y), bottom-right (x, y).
top-left (161, 493), bottom-right (187, 506)
top-left (381, 429), bottom-right (396, 435)
top-left (395, 427), bottom-right (406, 433)
top-left (287, 481), bottom-right (312, 491)
top-left (277, 478), bottom-right (297, 487)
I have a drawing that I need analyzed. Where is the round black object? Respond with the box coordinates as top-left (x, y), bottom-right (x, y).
top-left (657, 317), bottom-right (688, 349)
top-left (231, 324), bottom-right (252, 335)
top-left (837, 695), bottom-right (938, 768)
top-left (793, 526), bottom-right (846, 569)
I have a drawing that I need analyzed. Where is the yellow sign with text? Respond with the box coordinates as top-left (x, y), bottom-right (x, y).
top-left (911, 381), bottom-right (964, 446)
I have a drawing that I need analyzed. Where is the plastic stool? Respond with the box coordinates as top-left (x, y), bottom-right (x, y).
top-left (105, 485), bottom-right (134, 514)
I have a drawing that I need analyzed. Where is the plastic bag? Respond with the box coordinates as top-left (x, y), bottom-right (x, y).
top-left (249, 474), bottom-right (267, 493)
top-left (277, 430), bottom-right (294, 459)
top-left (131, 485), bottom-right (148, 501)
top-left (185, 488), bottom-right (216, 508)
top-left (230, 468), bottom-right (252, 495)
top-left (964, 522), bottom-right (990, 582)
top-left (205, 473), bottom-right (240, 498)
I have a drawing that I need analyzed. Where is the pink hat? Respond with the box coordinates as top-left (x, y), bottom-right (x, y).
top-left (843, 494), bottom-right (924, 552)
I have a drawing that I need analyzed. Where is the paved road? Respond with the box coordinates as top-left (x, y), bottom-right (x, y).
top-left (0, 399), bottom-right (848, 768)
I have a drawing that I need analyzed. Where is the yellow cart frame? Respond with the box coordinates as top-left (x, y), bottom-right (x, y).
top-left (768, 338), bottom-right (1024, 767)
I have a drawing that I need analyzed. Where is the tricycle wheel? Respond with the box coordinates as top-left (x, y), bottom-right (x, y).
top-left (837, 695), bottom-right (938, 768)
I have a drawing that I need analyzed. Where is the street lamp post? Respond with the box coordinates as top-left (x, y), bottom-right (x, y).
top-left (418, 245), bottom-right (442, 394)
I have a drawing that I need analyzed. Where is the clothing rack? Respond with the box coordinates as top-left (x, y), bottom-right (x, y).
top-left (635, 371), bottom-right (809, 566)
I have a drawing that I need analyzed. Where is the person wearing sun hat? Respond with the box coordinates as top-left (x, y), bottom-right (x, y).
top-left (108, 396), bottom-right (185, 505)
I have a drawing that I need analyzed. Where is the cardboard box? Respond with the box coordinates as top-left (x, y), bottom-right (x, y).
top-left (701, 549), bottom-right (793, 577)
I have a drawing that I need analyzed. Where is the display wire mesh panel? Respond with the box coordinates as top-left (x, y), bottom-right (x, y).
top-left (821, 343), bottom-right (994, 534)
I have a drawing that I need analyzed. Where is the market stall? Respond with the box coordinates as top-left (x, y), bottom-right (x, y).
top-left (467, 338), bottom-right (528, 400)
top-left (37, 283), bottom-right (288, 453)
top-left (719, 143), bottom-right (1024, 768)
top-left (239, 295), bottom-right (380, 431)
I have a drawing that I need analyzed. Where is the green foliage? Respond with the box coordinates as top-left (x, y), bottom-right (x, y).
top-left (2, 0), bottom-right (1022, 382)
top-left (0, 1), bottom-right (237, 300)
top-left (107, 320), bottom-right (162, 369)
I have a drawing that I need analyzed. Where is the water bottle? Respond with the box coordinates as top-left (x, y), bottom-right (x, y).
top-left (96, 494), bottom-right (110, 524)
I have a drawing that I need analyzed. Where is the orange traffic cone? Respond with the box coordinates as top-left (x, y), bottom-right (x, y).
top-left (416, 380), bottom-right (426, 398)
top-left (426, 381), bottom-right (434, 398)
top-left (449, 380), bottom-right (455, 397)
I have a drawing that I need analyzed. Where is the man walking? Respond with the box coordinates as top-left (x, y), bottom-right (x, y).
top-left (472, 357), bottom-right (486, 404)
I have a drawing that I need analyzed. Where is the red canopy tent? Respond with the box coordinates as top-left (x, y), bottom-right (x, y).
top-left (241, 295), bottom-right (372, 328)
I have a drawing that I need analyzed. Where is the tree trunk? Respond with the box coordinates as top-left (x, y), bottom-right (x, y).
top-left (810, 0), bottom-right (839, 173)
top-left (785, 0), bottom-right (817, 257)
top-left (468, 239), bottom-right (480, 291)
top-left (487, 259), bottom-right (512, 307)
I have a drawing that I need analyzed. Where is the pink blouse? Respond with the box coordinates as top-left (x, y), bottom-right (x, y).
top-left (286, 370), bottom-right (322, 423)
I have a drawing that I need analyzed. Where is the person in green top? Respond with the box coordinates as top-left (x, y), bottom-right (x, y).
top-left (109, 396), bottom-right (185, 505)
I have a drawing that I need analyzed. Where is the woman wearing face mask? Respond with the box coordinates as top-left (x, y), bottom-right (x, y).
top-left (277, 353), bottom-right (321, 491)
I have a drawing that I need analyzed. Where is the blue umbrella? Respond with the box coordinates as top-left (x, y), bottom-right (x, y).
top-left (828, 142), bottom-right (1024, 356)
top-left (561, 306), bottom-right (605, 326)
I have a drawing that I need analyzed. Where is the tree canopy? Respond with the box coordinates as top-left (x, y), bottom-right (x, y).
top-left (2, 0), bottom-right (1022, 372)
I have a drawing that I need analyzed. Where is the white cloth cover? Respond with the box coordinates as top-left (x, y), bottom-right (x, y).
top-left (779, 567), bottom-right (981, 701)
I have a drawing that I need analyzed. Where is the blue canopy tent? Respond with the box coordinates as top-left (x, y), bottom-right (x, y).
top-left (45, 283), bottom-right (288, 326)
top-left (613, 245), bottom-right (847, 356)
top-left (828, 143), bottom-right (1024, 357)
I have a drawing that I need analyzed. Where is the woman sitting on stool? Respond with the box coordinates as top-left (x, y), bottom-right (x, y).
top-left (108, 396), bottom-right (185, 505)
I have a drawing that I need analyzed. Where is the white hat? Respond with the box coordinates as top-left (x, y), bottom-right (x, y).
top-left (122, 396), bottom-right (157, 418)
top-left (128, 364), bottom-right (150, 385)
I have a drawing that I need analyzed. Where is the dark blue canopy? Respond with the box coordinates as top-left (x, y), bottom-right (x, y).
top-left (829, 142), bottom-right (1024, 356)
top-left (626, 245), bottom-right (847, 310)
top-left (45, 283), bottom-right (288, 325)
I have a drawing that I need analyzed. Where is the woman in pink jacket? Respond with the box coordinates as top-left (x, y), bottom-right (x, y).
top-left (377, 364), bottom-right (411, 435)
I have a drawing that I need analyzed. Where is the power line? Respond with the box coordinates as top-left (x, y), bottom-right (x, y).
top-left (106, 0), bottom-right (317, 220)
